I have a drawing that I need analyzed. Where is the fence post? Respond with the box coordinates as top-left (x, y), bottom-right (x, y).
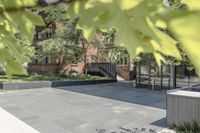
top-left (188, 70), bottom-right (191, 86)
top-left (148, 60), bottom-right (151, 89)
top-left (134, 62), bottom-right (137, 87)
top-left (138, 62), bottom-right (141, 87)
top-left (152, 79), bottom-right (155, 91)
top-left (168, 78), bottom-right (171, 90)
top-left (173, 64), bottom-right (177, 89)
top-left (161, 65), bottom-right (163, 90)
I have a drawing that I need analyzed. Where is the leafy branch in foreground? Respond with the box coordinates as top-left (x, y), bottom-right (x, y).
top-left (1, 0), bottom-right (200, 78)
top-left (67, 0), bottom-right (200, 75)
top-left (0, 0), bottom-right (45, 78)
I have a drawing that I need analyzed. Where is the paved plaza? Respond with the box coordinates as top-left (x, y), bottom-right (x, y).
top-left (0, 82), bottom-right (166, 133)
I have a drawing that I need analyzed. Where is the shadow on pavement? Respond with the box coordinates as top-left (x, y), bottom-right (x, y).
top-left (55, 82), bottom-right (166, 109)
top-left (150, 117), bottom-right (167, 128)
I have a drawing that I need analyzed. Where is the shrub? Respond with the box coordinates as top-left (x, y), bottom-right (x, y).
top-left (171, 122), bottom-right (200, 133)
top-left (0, 73), bottom-right (108, 82)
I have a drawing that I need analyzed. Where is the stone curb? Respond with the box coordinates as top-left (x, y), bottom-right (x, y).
top-left (0, 79), bottom-right (117, 90)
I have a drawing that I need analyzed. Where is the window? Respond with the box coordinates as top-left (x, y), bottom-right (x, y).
top-left (124, 57), bottom-right (128, 65)
top-left (46, 29), bottom-right (52, 38)
top-left (45, 56), bottom-right (51, 64)
top-left (117, 57), bottom-right (129, 65)
top-left (120, 58), bottom-right (123, 65)
top-left (36, 31), bottom-right (42, 39)
top-left (46, 32), bottom-right (52, 38)
top-left (35, 59), bottom-right (38, 64)
top-left (35, 48), bottom-right (39, 64)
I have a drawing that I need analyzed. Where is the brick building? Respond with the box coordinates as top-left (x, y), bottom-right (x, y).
top-left (28, 25), bottom-right (135, 80)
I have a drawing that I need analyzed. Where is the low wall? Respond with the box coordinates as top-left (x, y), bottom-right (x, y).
top-left (167, 87), bottom-right (200, 126)
top-left (0, 79), bottom-right (117, 90)
top-left (51, 79), bottom-right (117, 87)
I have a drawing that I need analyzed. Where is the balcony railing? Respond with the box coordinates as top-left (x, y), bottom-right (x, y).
top-left (87, 63), bottom-right (117, 79)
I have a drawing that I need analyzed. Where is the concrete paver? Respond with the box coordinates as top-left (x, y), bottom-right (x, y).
top-left (0, 82), bottom-right (166, 133)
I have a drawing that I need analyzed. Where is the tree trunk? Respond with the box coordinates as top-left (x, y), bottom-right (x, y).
top-left (84, 52), bottom-right (87, 75)
top-left (80, 40), bottom-right (88, 75)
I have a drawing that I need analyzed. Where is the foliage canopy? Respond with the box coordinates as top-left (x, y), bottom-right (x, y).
top-left (0, 0), bottom-right (44, 78)
top-left (1, 0), bottom-right (200, 77)
top-left (67, 0), bottom-right (200, 75)
top-left (37, 5), bottom-right (84, 65)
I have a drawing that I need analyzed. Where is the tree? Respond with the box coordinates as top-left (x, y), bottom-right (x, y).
top-left (92, 27), bottom-right (130, 64)
top-left (108, 47), bottom-right (129, 64)
top-left (89, 28), bottom-right (115, 62)
top-left (37, 5), bottom-right (84, 69)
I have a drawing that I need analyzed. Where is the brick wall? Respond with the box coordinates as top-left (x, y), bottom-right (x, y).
top-left (28, 64), bottom-right (61, 74)
top-left (116, 65), bottom-right (134, 80)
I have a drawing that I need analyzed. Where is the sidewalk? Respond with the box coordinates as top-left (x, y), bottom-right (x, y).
top-left (0, 107), bottom-right (39, 133)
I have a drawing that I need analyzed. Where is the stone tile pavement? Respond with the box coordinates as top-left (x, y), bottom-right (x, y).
top-left (0, 82), bottom-right (166, 133)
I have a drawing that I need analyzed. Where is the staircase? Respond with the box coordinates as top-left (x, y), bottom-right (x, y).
top-left (87, 63), bottom-right (117, 79)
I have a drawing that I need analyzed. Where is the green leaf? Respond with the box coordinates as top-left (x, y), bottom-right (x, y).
top-left (181, 0), bottom-right (200, 10)
top-left (153, 52), bottom-right (166, 67)
top-left (0, 0), bottom-right (45, 78)
top-left (0, 43), bottom-right (26, 79)
top-left (1, 0), bottom-right (37, 10)
top-left (3, 11), bottom-right (43, 40)
top-left (117, 0), bottom-right (142, 10)
top-left (25, 12), bottom-right (45, 26)
top-left (67, 0), bottom-right (105, 38)
top-left (170, 12), bottom-right (200, 75)
top-left (67, 0), bottom-right (181, 60)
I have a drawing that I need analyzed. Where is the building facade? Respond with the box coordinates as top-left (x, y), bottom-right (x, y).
top-left (28, 25), bottom-right (135, 80)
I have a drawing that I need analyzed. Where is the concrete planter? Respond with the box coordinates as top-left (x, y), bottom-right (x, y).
top-left (167, 85), bottom-right (200, 126)
top-left (0, 79), bottom-right (117, 90)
